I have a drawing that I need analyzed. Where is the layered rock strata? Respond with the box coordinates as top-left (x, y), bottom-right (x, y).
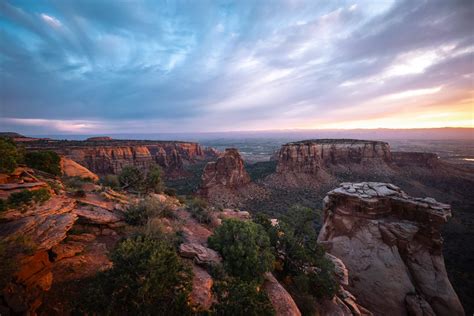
top-left (276, 139), bottom-right (392, 174)
top-left (25, 140), bottom-right (219, 175)
top-left (318, 182), bottom-right (464, 316)
top-left (201, 148), bottom-right (251, 190)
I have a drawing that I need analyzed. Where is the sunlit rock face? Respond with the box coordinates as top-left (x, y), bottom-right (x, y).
top-left (29, 139), bottom-right (220, 175)
top-left (200, 148), bottom-right (251, 191)
top-left (318, 182), bottom-right (464, 316)
top-left (276, 139), bottom-right (392, 174)
top-left (62, 146), bottom-right (155, 174)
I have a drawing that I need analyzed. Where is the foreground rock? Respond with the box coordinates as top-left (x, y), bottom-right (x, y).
top-left (318, 182), bottom-right (464, 316)
top-left (263, 272), bottom-right (301, 316)
top-left (60, 157), bottom-right (99, 181)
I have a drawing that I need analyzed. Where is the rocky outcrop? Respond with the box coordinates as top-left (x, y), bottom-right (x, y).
top-left (276, 139), bottom-right (392, 174)
top-left (0, 194), bottom-right (78, 314)
top-left (60, 157), bottom-right (99, 181)
top-left (199, 148), bottom-right (255, 207)
top-left (179, 243), bottom-right (221, 267)
top-left (201, 148), bottom-right (251, 190)
top-left (318, 182), bottom-right (464, 316)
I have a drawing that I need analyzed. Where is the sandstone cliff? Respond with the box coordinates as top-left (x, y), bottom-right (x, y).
top-left (318, 182), bottom-right (464, 316)
top-left (276, 139), bottom-right (392, 174)
top-left (25, 139), bottom-right (219, 176)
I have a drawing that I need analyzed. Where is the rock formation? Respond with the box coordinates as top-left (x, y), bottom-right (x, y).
top-left (199, 148), bottom-right (258, 207)
top-left (0, 167), bottom-right (129, 314)
top-left (61, 146), bottom-right (155, 174)
top-left (23, 139), bottom-right (219, 176)
top-left (60, 157), bottom-right (99, 181)
top-left (201, 148), bottom-right (251, 189)
top-left (318, 182), bottom-right (464, 316)
top-left (276, 139), bottom-right (392, 174)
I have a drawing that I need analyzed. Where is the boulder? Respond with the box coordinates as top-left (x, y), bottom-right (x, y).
top-left (60, 157), bottom-right (99, 181)
top-left (179, 243), bottom-right (221, 266)
top-left (73, 207), bottom-right (123, 225)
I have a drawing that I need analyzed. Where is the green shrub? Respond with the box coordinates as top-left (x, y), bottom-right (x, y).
top-left (0, 137), bottom-right (24, 173)
top-left (125, 196), bottom-right (175, 226)
top-left (7, 188), bottom-right (51, 208)
top-left (101, 174), bottom-right (120, 189)
top-left (25, 151), bottom-right (61, 175)
top-left (212, 277), bottom-right (275, 316)
top-left (0, 199), bottom-right (6, 212)
top-left (271, 205), bottom-right (337, 300)
top-left (144, 165), bottom-right (165, 193)
top-left (208, 219), bottom-right (274, 282)
top-left (31, 188), bottom-right (51, 203)
top-left (187, 197), bottom-right (213, 225)
top-left (118, 166), bottom-right (144, 192)
top-left (77, 235), bottom-right (193, 315)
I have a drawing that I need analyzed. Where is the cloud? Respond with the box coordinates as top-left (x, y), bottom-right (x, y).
top-left (40, 13), bottom-right (61, 27)
top-left (0, 0), bottom-right (472, 134)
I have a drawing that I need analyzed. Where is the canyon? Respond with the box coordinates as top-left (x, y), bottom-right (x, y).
top-left (23, 138), bottom-right (219, 176)
top-left (1, 135), bottom-right (472, 315)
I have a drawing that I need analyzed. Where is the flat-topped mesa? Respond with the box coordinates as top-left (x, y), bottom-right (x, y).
top-left (276, 139), bottom-right (392, 174)
top-left (200, 148), bottom-right (251, 191)
top-left (24, 139), bottom-right (219, 175)
top-left (61, 146), bottom-right (155, 174)
top-left (85, 136), bottom-right (113, 141)
top-left (318, 182), bottom-right (464, 316)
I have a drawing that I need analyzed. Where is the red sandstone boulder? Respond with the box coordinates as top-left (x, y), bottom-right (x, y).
top-left (60, 157), bottom-right (99, 181)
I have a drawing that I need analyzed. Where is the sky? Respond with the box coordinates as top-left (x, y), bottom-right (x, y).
top-left (0, 0), bottom-right (473, 134)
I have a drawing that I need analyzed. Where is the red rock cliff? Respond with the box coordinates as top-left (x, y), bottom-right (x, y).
top-left (276, 139), bottom-right (392, 174)
top-left (318, 182), bottom-right (464, 316)
top-left (201, 148), bottom-right (251, 190)
top-left (62, 146), bottom-right (154, 174)
top-left (26, 140), bottom-right (219, 175)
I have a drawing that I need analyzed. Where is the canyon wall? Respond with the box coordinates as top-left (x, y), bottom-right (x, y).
top-left (25, 140), bottom-right (219, 175)
top-left (276, 139), bottom-right (392, 174)
top-left (318, 182), bottom-right (464, 316)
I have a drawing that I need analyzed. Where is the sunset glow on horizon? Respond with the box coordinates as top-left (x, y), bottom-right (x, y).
top-left (0, 0), bottom-right (473, 134)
